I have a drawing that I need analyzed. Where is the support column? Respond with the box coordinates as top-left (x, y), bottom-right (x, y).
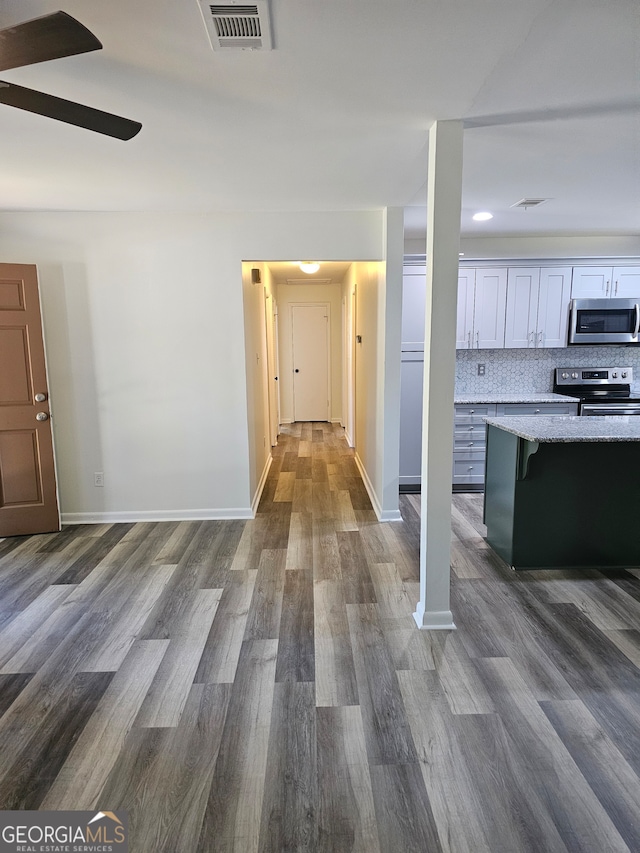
top-left (413, 119), bottom-right (463, 630)
top-left (380, 206), bottom-right (403, 521)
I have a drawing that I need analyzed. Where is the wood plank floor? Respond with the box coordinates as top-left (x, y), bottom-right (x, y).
top-left (1, 421), bottom-right (640, 851)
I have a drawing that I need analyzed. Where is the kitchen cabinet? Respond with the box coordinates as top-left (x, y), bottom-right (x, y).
top-left (484, 419), bottom-right (640, 569)
top-left (452, 404), bottom-right (495, 487)
top-left (401, 266), bottom-right (426, 349)
top-left (400, 266), bottom-right (426, 488)
top-left (399, 352), bottom-right (424, 488)
top-left (571, 266), bottom-right (640, 299)
top-left (452, 401), bottom-right (578, 490)
top-left (456, 268), bottom-right (508, 349)
top-left (494, 402), bottom-right (578, 416)
top-left (504, 267), bottom-right (572, 348)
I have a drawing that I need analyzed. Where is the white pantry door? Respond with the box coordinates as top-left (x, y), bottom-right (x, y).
top-left (292, 304), bottom-right (329, 422)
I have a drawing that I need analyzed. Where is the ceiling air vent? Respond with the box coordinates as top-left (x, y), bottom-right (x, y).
top-left (511, 198), bottom-right (549, 209)
top-left (199, 1), bottom-right (273, 50)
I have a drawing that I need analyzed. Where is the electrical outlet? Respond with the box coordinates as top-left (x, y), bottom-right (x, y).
top-left (477, 363), bottom-right (486, 376)
top-left (94, 472), bottom-right (104, 487)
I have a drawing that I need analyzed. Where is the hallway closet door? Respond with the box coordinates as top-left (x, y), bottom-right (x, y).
top-left (292, 304), bottom-right (329, 422)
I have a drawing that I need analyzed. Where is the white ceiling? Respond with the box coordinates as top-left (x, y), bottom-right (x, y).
top-left (1, 0), bottom-right (638, 239)
top-left (266, 261), bottom-right (353, 285)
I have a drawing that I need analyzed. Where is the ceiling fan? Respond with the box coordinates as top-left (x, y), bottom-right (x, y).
top-left (0, 10), bottom-right (141, 140)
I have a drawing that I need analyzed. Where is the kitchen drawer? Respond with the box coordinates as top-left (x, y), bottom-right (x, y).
top-left (454, 423), bottom-right (487, 438)
top-left (453, 434), bottom-right (487, 451)
top-left (452, 452), bottom-right (486, 484)
top-left (454, 403), bottom-right (496, 424)
top-left (494, 402), bottom-right (578, 416)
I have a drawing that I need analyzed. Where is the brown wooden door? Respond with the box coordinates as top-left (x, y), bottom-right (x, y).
top-left (0, 264), bottom-right (60, 536)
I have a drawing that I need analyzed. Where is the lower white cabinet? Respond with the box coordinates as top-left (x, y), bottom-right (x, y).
top-left (452, 401), bottom-right (579, 489)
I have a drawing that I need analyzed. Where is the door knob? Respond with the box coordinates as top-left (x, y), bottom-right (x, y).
top-left (295, 369), bottom-right (299, 373)
top-left (35, 392), bottom-right (47, 402)
top-left (36, 412), bottom-right (49, 421)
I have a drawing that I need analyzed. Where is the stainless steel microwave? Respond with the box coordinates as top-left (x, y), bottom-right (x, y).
top-left (568, 298), bottom-right (640, 345)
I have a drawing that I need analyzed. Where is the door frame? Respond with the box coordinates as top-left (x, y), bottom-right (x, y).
top-left (290, 301), bottom-right (331, 422)
top-left (264, 288), bottom-right (280, 445)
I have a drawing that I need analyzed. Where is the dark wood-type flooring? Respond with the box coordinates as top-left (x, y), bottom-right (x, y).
top-left (1, 422), bottom-right (640, 851)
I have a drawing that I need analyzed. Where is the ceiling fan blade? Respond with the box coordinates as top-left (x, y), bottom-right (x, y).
top-left (0, 10), bottom-right (102, 72)
top-left (0, 80), bottom-right (141, 140)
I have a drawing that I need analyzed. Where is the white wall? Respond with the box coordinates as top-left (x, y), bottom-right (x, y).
top-left (405, 234), bottom-right (640, 259)
top-left (349, 208), bottom-right (403, 521)
top-left (0, 210), bottom-right (383, 521)
top-left (275, 282), bottom-right (344, 424)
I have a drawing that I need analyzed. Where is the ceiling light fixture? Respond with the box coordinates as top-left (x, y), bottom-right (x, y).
top-left (299, 262), bottom-right (320, 274)
top-left (472, 212), bottom-right (493, 222)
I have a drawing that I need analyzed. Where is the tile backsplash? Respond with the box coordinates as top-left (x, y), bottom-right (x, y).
top-left (456, 347), bottom-right (640, 394)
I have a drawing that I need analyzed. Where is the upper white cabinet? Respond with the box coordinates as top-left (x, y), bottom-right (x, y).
top-left (571, 266), bottom-right (640, 299)
top-left (456, 268), bottom-right (507, 349)
top-left (401, 266), bottom-right (426, 349)
top-left (504, 267), bottom-right (571, 348)
top-left (456, 268), bottom-right (476, 348)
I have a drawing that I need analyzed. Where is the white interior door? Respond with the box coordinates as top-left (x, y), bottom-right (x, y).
top-left (292, 304), bottom-right (329, 422)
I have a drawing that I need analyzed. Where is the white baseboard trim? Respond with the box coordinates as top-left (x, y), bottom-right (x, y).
top-left (331, 418), bottom-right (343, 424)
top-left (280, 418), bottom-right (293, 424)
top-left (344, 429), bottom-right (354, 448)
top-left (62, 507), bottom-right (254, 525)
top-left (354, 452), bottom-right (383, 520)
top-left (353, 453), bottom-right (402, 522)
top-left (413, 603), bottom-right (457, 631)
top-left (251, 453), bottom-right (273, 517)
top-left (380, 508), bottom-right (403, 522)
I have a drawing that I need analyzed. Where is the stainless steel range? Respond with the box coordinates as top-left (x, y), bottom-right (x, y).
top-left (553, 366), bottom-right (640, 416)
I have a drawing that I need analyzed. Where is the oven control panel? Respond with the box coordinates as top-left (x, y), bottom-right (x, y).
top-left (555, 367), bottom-right (633, 385)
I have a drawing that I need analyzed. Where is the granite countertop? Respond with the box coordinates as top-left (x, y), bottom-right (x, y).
top-left (455, 392), bottom-right (579, 404)
top-left (484, 415), bottom-right (640, 442)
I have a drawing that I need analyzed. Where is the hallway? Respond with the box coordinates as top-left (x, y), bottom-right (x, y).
top-left (0, 423), bottom-right (639, 851)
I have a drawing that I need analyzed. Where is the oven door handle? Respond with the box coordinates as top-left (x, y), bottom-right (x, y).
top-left (582, 405), bottom-right (640, 416)
top-left (634, 303), bottom-right (640, 338)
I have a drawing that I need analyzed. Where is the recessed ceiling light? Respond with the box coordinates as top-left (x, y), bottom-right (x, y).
top-left (299, 262), bottom-right (320, 274)
top-left (472, 211), bottom-right (493, 222)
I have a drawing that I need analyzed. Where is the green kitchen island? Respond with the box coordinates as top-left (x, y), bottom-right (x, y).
top-left (483, 416), bottom-right (640, 570)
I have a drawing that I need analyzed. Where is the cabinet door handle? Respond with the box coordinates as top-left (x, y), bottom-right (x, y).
top-left (606, 279), bottom-right (610, 296)
top-left (467, 331), bottom-right (471, 349)
top-left (538, 330), bottom-right (544, 347)
top-left (475, 331), bottom-right (479, 348)
top-left (615, 279), bottom-right (619, 295)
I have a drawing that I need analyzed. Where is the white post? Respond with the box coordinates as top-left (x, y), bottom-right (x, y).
top-left (413, 119), bottom-right (463, 630)
top-left (380, 207), bottom-right (404, 520)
